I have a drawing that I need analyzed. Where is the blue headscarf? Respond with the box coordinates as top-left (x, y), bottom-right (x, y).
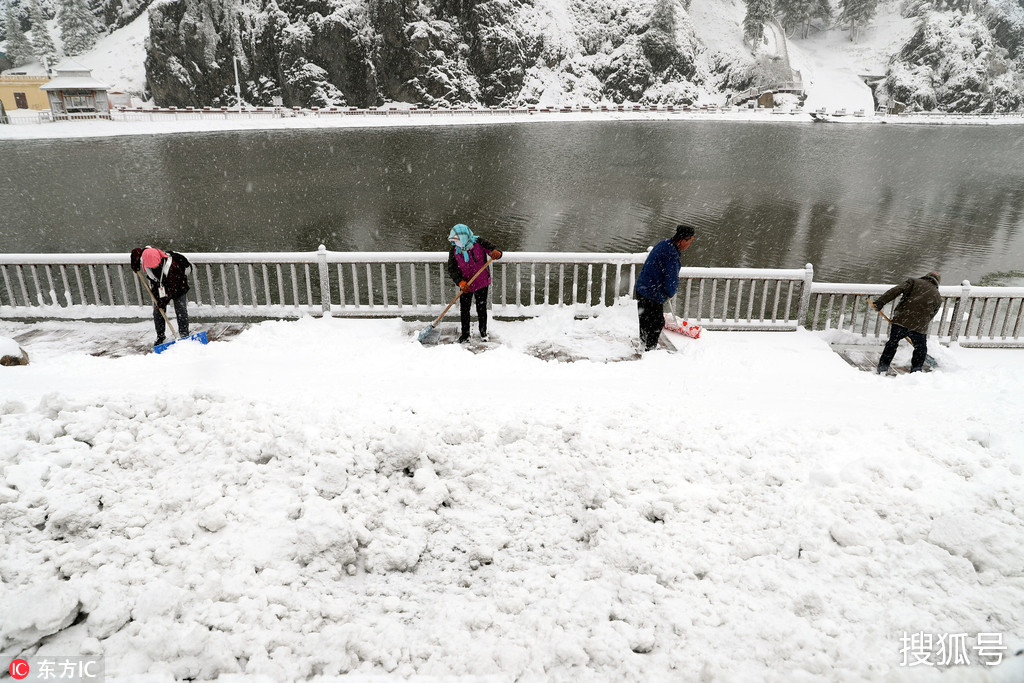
top-left (448, 224), bottom-right (478, 263)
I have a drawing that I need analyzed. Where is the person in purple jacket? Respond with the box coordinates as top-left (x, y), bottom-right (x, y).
top-left (446, 224), bottom-right (502, 343)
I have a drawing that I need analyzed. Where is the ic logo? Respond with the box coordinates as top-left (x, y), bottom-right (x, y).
top-left (9, 659), bottom-right (30, 680)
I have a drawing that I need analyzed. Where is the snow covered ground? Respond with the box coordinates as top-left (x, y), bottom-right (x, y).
top-left (2, 5), bottom-right (1022, 678)
top-left (789, 2), bottom-right (917, 115)
top-left (1, 307), bottom-right (1023, 681)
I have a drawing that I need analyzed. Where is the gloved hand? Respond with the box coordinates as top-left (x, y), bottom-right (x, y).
top-left (459, 280), bottom-right (470, 293)
top-left (490, 249), bottom-right (502, 260)
top-left (869, 299), bottom-right (879, 310)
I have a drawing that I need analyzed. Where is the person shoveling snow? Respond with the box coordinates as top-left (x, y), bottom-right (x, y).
top-left (130, 246), bottom-right (208, 353)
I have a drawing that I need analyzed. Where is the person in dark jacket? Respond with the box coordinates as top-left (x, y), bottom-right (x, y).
top-left (446, 224), bottom-right (502, 343)
top-left (871, 271), bottom-right (942, 373)
top-left (635, 225), bottom-right (695, 351)
top-left (131, 246), bottom-right (193, 346)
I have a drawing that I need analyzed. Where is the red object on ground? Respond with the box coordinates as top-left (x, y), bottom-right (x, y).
top-left (663, 315), bottom-right (702, 339)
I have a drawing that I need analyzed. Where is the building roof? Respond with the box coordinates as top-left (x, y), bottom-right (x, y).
top-left (39, 60), bottom-right (110, 91)
top-left (40, 75), bottom-right (111, 91)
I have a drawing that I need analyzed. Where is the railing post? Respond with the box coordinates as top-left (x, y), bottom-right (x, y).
top-left (797, 263), bottom-right (813, 329)
top-left (950, 279), bottom-right (971, 343)
top-left (317, 244), bottom-right (331, 316)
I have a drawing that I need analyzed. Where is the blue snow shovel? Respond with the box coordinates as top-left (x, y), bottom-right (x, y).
top-left (137, 271), bottom-right (208, 353)
top-left (417, 257), bottom-right (493, 343)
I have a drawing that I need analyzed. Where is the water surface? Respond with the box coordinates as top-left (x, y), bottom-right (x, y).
top-left (3, 121), bottom-right (1022, 284)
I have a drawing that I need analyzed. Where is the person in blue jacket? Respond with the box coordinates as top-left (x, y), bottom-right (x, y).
top-left (635, 225), bottom-right (695, 351)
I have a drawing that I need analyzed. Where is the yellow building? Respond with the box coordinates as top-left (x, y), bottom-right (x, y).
top-left (0, 73), bottom-right (52, 111)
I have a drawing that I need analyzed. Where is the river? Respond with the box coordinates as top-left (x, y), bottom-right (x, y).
top-left (2, 120), bottom-right (1022, 284)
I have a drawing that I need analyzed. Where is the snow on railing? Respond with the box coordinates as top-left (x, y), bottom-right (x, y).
top-left (50, 111), bottom-right (113, 122)
top-left (2, 250), bottom-right (1022, 347)
top-left (674, 266), bottom-right (813, 331)
top-left (0, 249), bottom-right (809, 328)
top-left (806, 282), bottom-right (1024, 348)
top-left (0, 249), bottom-right (652, 320)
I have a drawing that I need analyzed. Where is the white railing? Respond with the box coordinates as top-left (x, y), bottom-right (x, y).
top-left (0, 249), bottom-right (810, 327)
top-left (674, 266), bottom-right (813, 331)
top-left (2, 250), bottom-right (1022, 347)
top-left (805, 282), bottom-right (1024, 348)
top-left (49, 111), bottom-right (113, 121)
top-left (0, 248), bottom-right (652, 320)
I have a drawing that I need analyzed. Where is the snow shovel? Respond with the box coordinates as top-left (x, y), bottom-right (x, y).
top-left (137, 271), bottom-right (209, 353)
top-left (417, 257), bottom-right (493, 343)
top-left (663, 298), bottom-right (702, 339)
top-left (869, 300), bottom-right (938, 369)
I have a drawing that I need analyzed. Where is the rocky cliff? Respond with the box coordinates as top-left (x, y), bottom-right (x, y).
top-left (143, 0), bottom-right (744, 108)
top-left (131, 0), bottom-right (1024, 111)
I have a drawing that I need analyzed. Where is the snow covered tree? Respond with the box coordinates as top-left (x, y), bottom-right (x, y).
top-left (884, 10), bottom-right (1024, 112)
top-left (901, 0), bottom-right (976, 16)
top-left (744, 0), bottom-right (775, 46)
top-left (3, 1), bottom-right (35, 66)
top-left (28, 0), bottom-right (60, 66)
top-left (778, 0), bottom-right (833, 39)
top-left (642, 0), bottom-right (685, 74)
top-left (838, 0), bottom-right (879, 42)
top-left (57, 0), bottom-right (98, 56)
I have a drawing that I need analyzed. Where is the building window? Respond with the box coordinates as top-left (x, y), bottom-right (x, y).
top-left (14, 93), bottom-right (28, 108)
top-left (64, 91), bottom-right (96, 112)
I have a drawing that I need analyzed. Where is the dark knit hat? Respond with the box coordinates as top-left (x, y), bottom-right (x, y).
top-left (673, 224), bottom-right (695, 241)
top-left (923, 271), bottom-right (940, 284)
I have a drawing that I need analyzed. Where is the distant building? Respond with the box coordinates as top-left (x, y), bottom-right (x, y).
top-left (40, 60), bottom-right (111, 118)
top-left (0, 73), bottom-right (52, 111)
top-left (108, 91), bottom-right (133, 109)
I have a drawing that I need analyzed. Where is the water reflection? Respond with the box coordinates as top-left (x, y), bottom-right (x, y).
top-left (1, 122), bottom-right (1022, 284)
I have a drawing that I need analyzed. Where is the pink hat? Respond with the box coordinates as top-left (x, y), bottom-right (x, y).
top-left (141, 248), bottom-right (167, 269)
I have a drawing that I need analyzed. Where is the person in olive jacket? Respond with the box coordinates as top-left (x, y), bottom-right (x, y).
top-left (446, 224), bottom-right (502, 343)
top-left (871, 271), bottom-right (941, 373)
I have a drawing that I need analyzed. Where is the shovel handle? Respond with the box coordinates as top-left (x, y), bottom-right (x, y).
top-left (870, 299), bottom-right (893, 325)
top-left (137, 270), bottom-right (178, 339)
top-left (428, 257), bottom-right (494, 327)
top-left (871, 300), bottom-right (932, 361)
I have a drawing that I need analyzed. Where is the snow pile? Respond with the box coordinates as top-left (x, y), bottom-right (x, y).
top-left (0, 335), bottom-right (24, 358)
top-left (1, 308), bottom-right (1023, 680)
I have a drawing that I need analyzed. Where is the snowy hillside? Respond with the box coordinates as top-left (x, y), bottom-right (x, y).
top-left (5, 0), bottom-right (1021, 112)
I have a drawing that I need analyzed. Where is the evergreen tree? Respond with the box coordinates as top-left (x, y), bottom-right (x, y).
top-left (4, 1), bottom-right (35, 66)
top-left (28, 0), bottom-right (59, 66)
top-left (57, 0), bottom-right (98, 55)
top-left (778, 0), bottom-right (832, 39)
top-left (743, 0), bottom-right (775, 47)
top-left (838, 0), bottom-right (878, 43)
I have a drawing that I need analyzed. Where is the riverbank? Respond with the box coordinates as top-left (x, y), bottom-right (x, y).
top-left (1, 311), bottom-right (1023, 680)
top-left (3, 105), bottom-right (1024, 141)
